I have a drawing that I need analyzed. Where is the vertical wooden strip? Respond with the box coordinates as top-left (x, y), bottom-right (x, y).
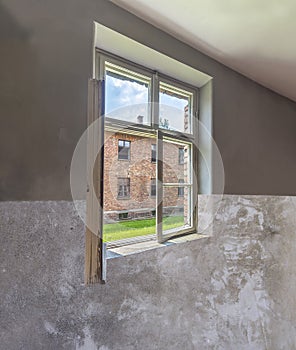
top-left (85, 79), bottom-right (105, 284)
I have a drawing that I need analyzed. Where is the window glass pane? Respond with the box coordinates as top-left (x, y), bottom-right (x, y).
top-left (105, 62), bottom-right (151, 125)
top-left (163, 139), bottom-right (191, 185)
top-left (159, 81), bottom-right (193, 133)
top-left (103, 130), bottom-right (156, 242)
top-left (162, 185), bottom-right (192, 233)
top-left (118, 139), bottom-right (130, 160)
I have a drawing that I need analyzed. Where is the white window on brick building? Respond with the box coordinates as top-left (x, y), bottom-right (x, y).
top-left (178, 179), bottom-right (185, 197)
top-left (118, 140), bottom-right (130, 160)
top-left (151, 144), bottom-right (156, 163)
top-left (150, 178), bottom-right (156, 197)
top-left (117, 178), bottom-right (130, 198)
top-left (178, 147), bottom-right (185, 164)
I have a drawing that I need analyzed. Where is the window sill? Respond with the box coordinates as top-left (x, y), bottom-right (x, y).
top-left (106, 232), bottom-right (208, 259)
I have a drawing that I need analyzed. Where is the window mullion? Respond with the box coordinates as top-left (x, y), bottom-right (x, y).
top-left (151, 72), bottom-right (159, 129)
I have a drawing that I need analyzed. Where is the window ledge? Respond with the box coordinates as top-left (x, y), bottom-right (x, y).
top-left (106, 233), bottom-right (208, 259)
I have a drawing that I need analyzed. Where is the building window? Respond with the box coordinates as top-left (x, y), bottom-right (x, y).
top-left (151, 144), bottom-right (156, 162)
top-left (118, 140), bottom-right (130, 160)
top-left (150, 178), bottom-right (156, 197)
top-left (179, 147), bottom-right (184, 164)
top-left (117, 178), bottom-right (130, 198)
top-left (119, 212), bottom-right (129, 220)
top-left (178, 179), bottom-right (185, 197)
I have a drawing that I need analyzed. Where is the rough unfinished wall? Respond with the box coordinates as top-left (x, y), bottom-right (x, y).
top-left (1, 195), bottom-right (296, 349)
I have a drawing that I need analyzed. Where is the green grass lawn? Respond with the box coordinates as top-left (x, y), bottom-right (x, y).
top-left (103, 216), bottom-right (184, 242)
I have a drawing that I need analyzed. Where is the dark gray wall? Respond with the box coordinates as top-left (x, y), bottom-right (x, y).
top-left (1, 0), bottom-right (296, 200)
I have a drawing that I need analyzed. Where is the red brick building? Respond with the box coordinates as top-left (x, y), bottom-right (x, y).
top-left (103, 130), bottom-right (187, 222)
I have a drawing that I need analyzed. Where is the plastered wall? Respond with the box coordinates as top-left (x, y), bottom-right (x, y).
top-left (1, 0), bottom-right (296, 200)
top-left (1, 195), bottom-right (296, 349)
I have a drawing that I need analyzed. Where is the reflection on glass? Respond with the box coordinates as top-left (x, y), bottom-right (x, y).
top-left (105, 61), bottom-right (151, 125)
top-left (159, 81), bottom-right (193, 133)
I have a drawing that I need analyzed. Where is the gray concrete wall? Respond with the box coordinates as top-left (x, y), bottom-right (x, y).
top-left (1, 195), bottom-right (296, 349)
top-left (1, 0), bottom-right (296, 200)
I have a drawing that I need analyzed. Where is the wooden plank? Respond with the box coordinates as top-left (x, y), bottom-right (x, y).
top-left (85, 79), bottom-right (105, 284)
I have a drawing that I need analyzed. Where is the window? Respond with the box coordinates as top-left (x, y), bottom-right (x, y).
top-left (118, 140), bottom-right (130, 160)
top-left (119, 212), bottom-right (128, 220)
top-left (85, 51), bottom-right (198, 283)
top-left (100, 53), bottom-right (197, 244)
top-left (117, 178), bottom-right (130, 198)
top-left (179, 147), bottom-right (185, 164)
top-left (150, 178), bottom-right (156, 197)
top-left (151, 144), bottom-right (156, 163)
top-left (178, 179), bottom-right (185, 197)
top-left (80, 22), bottom-right (218, 284)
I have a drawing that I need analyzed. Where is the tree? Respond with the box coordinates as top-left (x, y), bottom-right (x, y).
top-left (159, 117), bottom-right (169, 129)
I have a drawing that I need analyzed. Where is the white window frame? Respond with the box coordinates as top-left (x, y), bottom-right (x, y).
top-left (97, 50), bottom-right (198, 245)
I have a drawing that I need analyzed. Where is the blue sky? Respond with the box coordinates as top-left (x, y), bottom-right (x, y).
top-left (105, 75), bottom-right (188, 130)
top-left (105, 75), bottom-right (148, 112)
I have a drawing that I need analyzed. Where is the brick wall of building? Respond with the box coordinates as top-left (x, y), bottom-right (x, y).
top-left (103, 131), bottom-right (187, 222)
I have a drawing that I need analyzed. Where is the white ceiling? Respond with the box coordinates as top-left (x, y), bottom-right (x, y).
top-left (111, 0), bottom-right (296, 102)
